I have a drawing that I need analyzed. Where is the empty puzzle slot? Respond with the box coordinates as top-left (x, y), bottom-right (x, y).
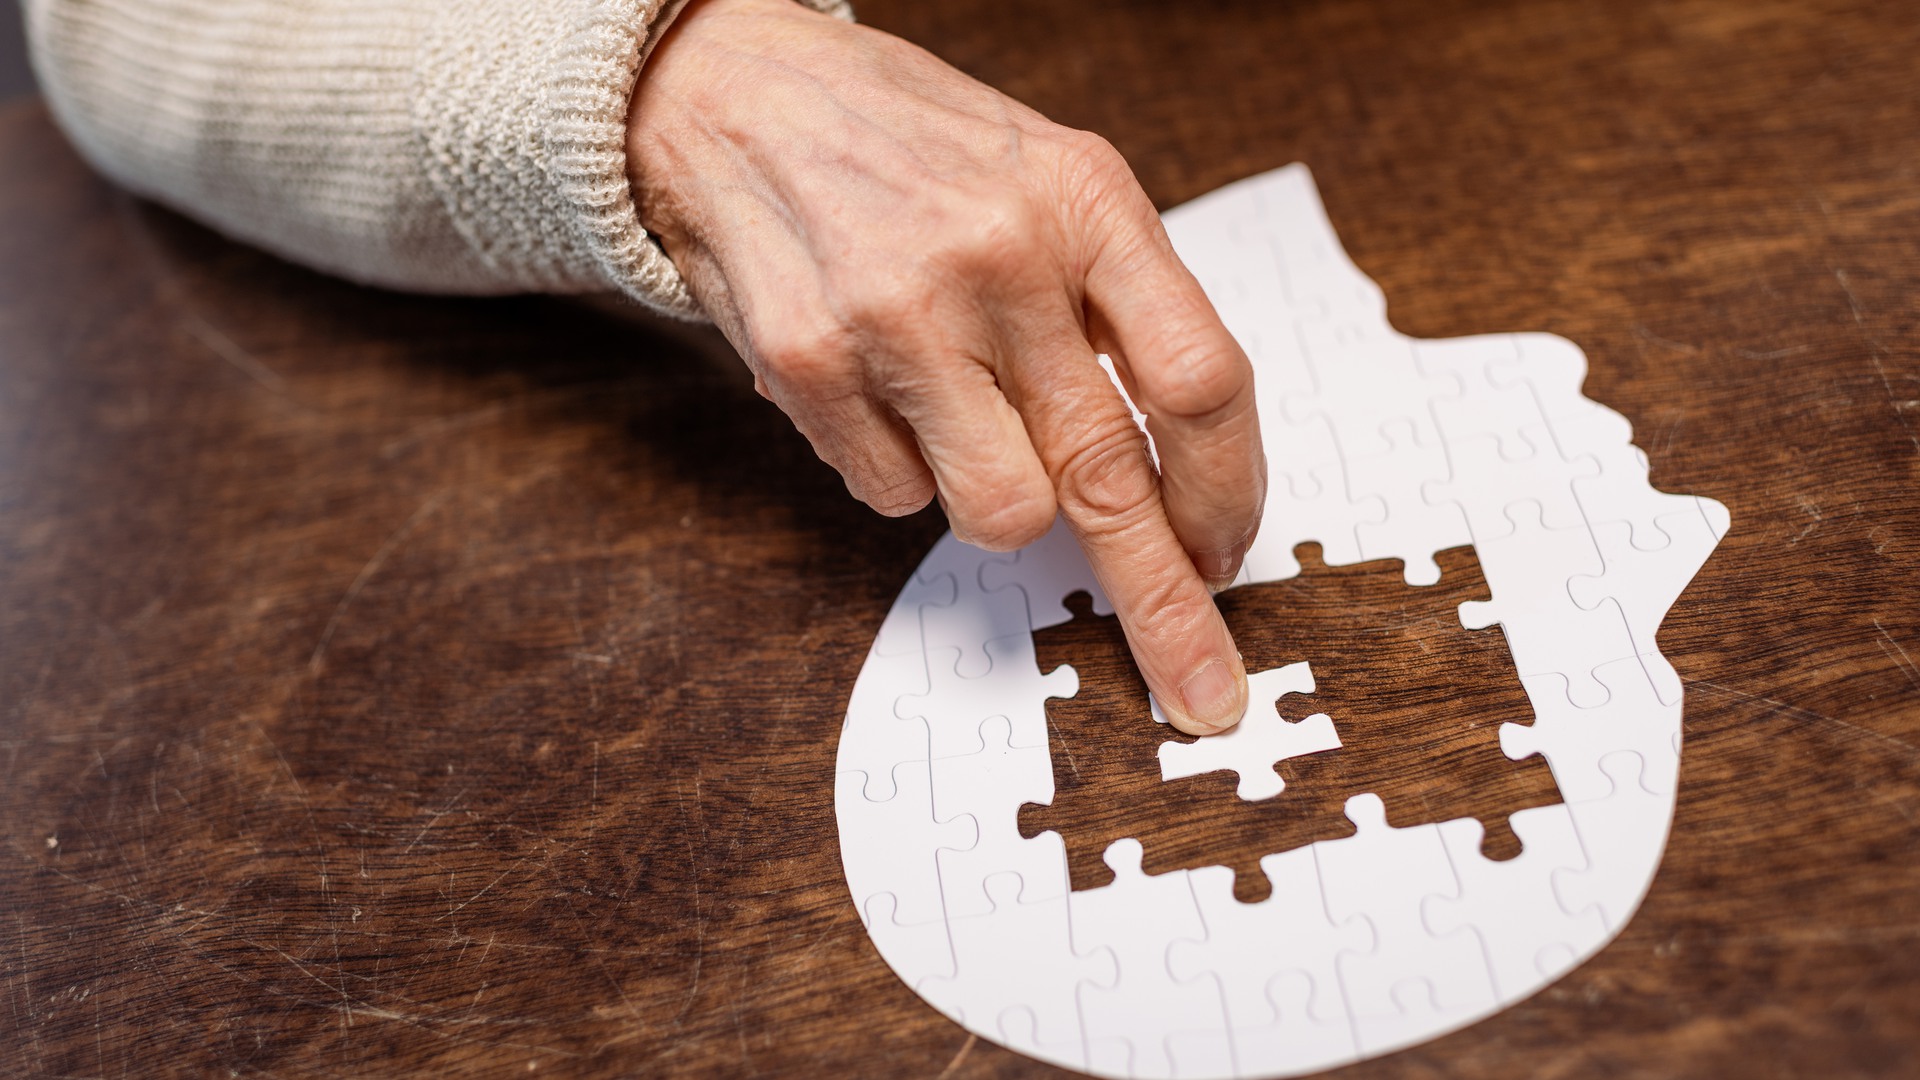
top-left (1017, 543), bottom-right (1561, 903)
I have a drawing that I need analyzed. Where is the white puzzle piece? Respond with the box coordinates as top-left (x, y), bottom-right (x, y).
top-left (1070, 840), bottom-right (1233, 1078)
top-left (836, 757), bottom-right (978, 928)
top-left (932, 715), bottom-right (1071, 918)
top-left (920, 871), bottom-right (1118, 1063)
top-left (1421, 804), bottom-right (1609, 1000)
top-left (834, 165), bottom-right (1730, 1078)
top-left (1313, 795), bottom-right (1499, 1052)
top-left (1553, 751), bottom-right (1677, 931)
top-left (980, 516), bottom-right (1115, 631)
top-left (1168, 849), bottom-right (1372, 1076)
top-left (1155, 663), bottom-right (1341, 800)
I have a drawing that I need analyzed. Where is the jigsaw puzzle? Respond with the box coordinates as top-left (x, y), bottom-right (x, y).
top-left (835, 165), bottom-right (1730, 1078)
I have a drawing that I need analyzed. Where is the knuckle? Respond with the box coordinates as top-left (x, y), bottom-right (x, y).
top-left (1124, 569), bottom-right (1215, 644)
top-left (1054, 419), bottom-right (1155, 521)
top-left (860, 469), bottom-right (937, 518)
top-left (956, 485), bottom-right (1057, 552)
top-left (1056, 129), bottom-right (1129, 185)
top-left (932, 191), bottom-right (1040, 279)
top-left (838, 275), bottom-right (936, 335)
top-left (756, 319), bottom-right (857, 396)
top-left (1137, 329), bottom-right (1249, 418)
top-left (1051, 129), bottom-right (1142, 213)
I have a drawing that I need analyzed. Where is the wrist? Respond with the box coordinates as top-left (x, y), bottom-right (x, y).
top-left (627, 0), bottom-right (816, 233)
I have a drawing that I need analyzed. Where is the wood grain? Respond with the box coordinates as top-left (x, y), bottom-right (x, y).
top-left (2, 0), bottom-right (1917, 1076)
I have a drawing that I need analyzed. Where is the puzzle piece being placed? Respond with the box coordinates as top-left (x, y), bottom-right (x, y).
top-left (1155, 663), bottom-right (1340, 800)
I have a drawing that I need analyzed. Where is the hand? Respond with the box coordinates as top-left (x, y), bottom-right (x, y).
top-left (627, 0), bottom-right (1266, 734)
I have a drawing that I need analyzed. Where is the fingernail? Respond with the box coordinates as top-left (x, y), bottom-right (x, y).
top-left (1179, 657), bottom-right (1245, 733)
top-left (1196, 541), bottom-right (1249, 593)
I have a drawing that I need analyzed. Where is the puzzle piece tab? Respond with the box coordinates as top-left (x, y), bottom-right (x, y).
top-left (1502, 655), bottom-right (1681, 803)
top-left (1458, 501), bottom-right (1635, 705)
top-left (835, 647), bottom-right (932, 801)
top-left (899, 635), bottom-right (1078, 760)
top-left (979, 516), bottom-right (1113, 631)
top-left (1348, 421), bottom-right (1472, 584)
top-left (1554, 751), bottom-right (1676, 931)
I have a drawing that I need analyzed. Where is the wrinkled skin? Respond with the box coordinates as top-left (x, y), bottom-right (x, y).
top-left (627, 0), bottom-right (1266, 733)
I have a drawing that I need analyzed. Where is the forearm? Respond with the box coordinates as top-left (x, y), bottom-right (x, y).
top-left (22, 0), bottom-right (847, 314)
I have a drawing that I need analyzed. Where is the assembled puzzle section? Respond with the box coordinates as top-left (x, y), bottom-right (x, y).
top-left (834, 163), bottom-right (1730, 1079)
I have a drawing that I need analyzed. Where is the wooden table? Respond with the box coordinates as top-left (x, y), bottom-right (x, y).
top-left (4, 0), bottom-right (1916, 1075)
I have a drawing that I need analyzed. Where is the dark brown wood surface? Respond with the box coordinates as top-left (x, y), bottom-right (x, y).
top-left (3, 0), bottom-right (1917, 1075)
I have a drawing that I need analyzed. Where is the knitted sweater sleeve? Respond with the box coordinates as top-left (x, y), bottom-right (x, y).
top-left (21, 0), bottom-right (853, 318)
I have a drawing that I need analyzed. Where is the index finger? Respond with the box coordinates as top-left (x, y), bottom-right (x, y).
top-left (1083, 190), bottom-right (1267, 590)
top-left (1010, 333), bottom-right (1251, 736)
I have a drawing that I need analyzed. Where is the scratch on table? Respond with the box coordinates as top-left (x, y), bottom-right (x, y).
top-left (376, 378), bottom-right (646, 459)
top-left (13, 914), bottom-right (41, 1068)
top-left (172, 932), bottom-right (579, 1057)
top-left (1690, 679), bottom-right (1919, 757)
top-left (1875, 619), bottom-right (1920, 688)
top-left (180, 314), bottom-right (289, 395)
top-left (436, 857), bottom-right (531, 923)
top-left (309, 490), bottom-right (450, 675)
top-left (1835, 267), bottom-right (1920, 455)
top-left (554, 888), bottom-right (645, 1030)
top-left (1787, 495), bottom-right (1823, 546)
top-left (1735, 344), bottom-right (1812, 361)
top-left (403, 782), bottom-right (474, 855)
top-left (936, 1033), bottom-right (978, 1079)
top-left (1631, 323), bottom-right (1700, 355)
top-left (670, 775), bottom-right (711, 1031)
top-left (587, 741), bottom-right (601, 851)
top-left (248, 717), bottom-right (352, 1027)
